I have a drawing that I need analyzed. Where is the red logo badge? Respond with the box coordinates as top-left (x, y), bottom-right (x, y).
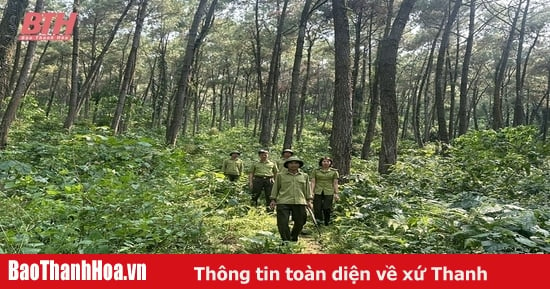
top-left (18, 12), bottom-right (77, 41)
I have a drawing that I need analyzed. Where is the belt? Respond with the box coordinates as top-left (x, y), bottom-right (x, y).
top-left (254, 175), bottom-right (272, 179)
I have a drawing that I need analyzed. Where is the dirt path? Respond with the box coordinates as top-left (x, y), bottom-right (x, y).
top-left (300, 237), bottom-right (323, 253)
top-left (297, 225), bottom-right (324, 254)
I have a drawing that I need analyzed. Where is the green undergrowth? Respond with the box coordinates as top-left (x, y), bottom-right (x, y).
top-left (0, 122), bottom-right (549, 253)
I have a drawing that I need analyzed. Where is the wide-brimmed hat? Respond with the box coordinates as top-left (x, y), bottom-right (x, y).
top-left (229, 151), bottom-right (241, 156)
top-left (283, 156), bottom-right (304, 168)
top-left (318, 156), bottom-right (333, 166)
top-left (281, 148), bottom-right (294, 155)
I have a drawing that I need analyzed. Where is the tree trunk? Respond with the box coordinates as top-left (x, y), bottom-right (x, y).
top-left (166, 0), bottom-right (217, 145)
top-left (154, 40), bottom-right (166, 129)
top-left (111, 0), bottom-right (148, 134)
top-left (259, 0), bottom-right (289, 147)
top-left (0, 0), bottom-right (35, 149)
top-left (351, 6), bottom-right (365, 132)
top-left (434, 0), bottom-right (461, 144)
top-left (447, 48), bottom-right (459, 140)
top-left (65, 0), bottom-right (135, 129)
top-left (330, 0), bottom-right (353, 177)
top-left (297, 32), bottom-right (316, 142)
top-left (542, 67), bottom-right (549, 142)
top-left (46, 57), bottom-right (64, 117)
top-left (6, 41), bottom-right (22, 101)
top-left (283, 0), bottom-right (313, 150)
top-left (378, 0), bottom-right (416, 174)
top-left (458, 0), bottom-right (476, 136)
top-left (513, 0), bottom-right (529, 126)
top-left (229, 51), bottom-right (243, 127)
top-left (362, 2), bottom-right (390, 159)
top-left (251, 0), bottom-right (264, 139)
top-left (63, 0), bottom-right (80, 130)
top-left (25, 41), bottom-right (50, 98)
top-left (493, 2), bottom-right (521, 130)
top-left (0, 0), bottom-right (29, 106)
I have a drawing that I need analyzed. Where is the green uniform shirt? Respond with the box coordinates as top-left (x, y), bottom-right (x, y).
top-left (270, 170), bottom-right (312, 205)
top-left (249, 160), bottom-right (278, 177)
top-left (311, 168), bottom-right (339, 195)
top-left (222, 158), bottom-right (243, 176)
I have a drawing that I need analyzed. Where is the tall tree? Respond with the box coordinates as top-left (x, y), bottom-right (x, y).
top-left (111, 0), bottom-right (149, 134)
top-left (64, 0), bottom-right (136, 129)
top-left (152, 36), bottom-right (168, 129)
top-left (0, 0), bottom-right (29, 106)
top-left (350, 0), bottom-right (366, 131)
top-left (64, 0), bottom-right (80, 130)
top-left (166, 0), bottom-right (217, 145)
top-left (378, 0), bottom-right (416, 174)
top-left (330, 0), bottom-right (353, 176)
top-left (458, 0), bottom-right (476, 136)
top-left (543, 67), bottom-right (549, 142)
top-left (361, 0), bottom-right (388, 159)
top-left (251, 0), bottom-right (265, 137)
top-left (434, 0), bottom-right (462, 144)
top-left (493, 1), bottom-right (522, 130)
top-left (185, 0), bottom-right (217, 136)
top-left (283, 0), bottom-right (315, 150)
top-left (0, 0), bottom-right (38, 149)
top-left (513, 0), bottom-right (530, 126)
top-left (259, 0), bottom-right (289, 147)
top-left (297, 28), bottom-right (319, 141)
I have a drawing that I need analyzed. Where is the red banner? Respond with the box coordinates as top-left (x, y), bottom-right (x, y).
top-left (1, 254), bottom-right (547, 288)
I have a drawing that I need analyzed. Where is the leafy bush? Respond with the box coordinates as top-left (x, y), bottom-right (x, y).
top-left (1, 123), bottom-right (548, 253)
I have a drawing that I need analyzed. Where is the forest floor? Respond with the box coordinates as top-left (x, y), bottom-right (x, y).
top-left (299, 233), bottom-right (323, 254)
top-left (260, 211), bottom-right (326, 254)
top-left (290, 221), bottom-right (326, 254)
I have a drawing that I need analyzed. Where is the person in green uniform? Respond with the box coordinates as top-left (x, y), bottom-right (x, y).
top-left (310, 156), bottom-right (339, 226)
top-left (249, 149), bottom-right (278, 210)
top-left (269, 156), bottom-right (312, 242)
top-left (222, 151), bottom-right (244, 182)
top-left (276, 148), bottom-right (294, 173)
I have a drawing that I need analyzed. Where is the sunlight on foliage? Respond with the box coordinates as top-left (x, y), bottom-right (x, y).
top-left (1, 123), bottom-right (548, 253)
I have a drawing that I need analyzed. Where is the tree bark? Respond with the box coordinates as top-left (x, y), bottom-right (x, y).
top-left (351, 4), bottom-right (365, 132)
top-left (63, 0), bottom-right (80, 130)
top-left (434, 0), bottom-right (461, 144)
top-left (542, 67), bottom-right (549, 142)
top-left (111, 0), bottom-right (149, 134)
top-left (259, 0), bottom-right (289, 147)
top-left (283, 0), bottom-right (314, 150)
top-left (362, 0), bottom-right (391, 159)
top-left (0, 0), bottom-right (29, 106)
top-left (0, 0), bottom-right (35, 149)
top-left (330, 0), bottom-right (353, 177)
top-left (152, 37), bottom-right (168, 129)
top-left (458, 0), bottom-right (476, 136)
top-left (378, 0), bottom-right (416, 174)
top-left (493, 2), bottom-right (521, 130)
top-left (513, 0), bottom-right (529, 126)
top-left (166, 0), bottom-right (217, 145)
top-left (64, 0), bottom-right (135, 129)
top-left (297, 32), bottom-right (317, 141)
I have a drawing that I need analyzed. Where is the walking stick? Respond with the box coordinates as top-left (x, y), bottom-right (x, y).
top-left (306, 206), bottom-right (321, 237)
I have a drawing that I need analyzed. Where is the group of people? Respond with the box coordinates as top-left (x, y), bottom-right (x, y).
top-left (221, 148), bottom-right (340, 243)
